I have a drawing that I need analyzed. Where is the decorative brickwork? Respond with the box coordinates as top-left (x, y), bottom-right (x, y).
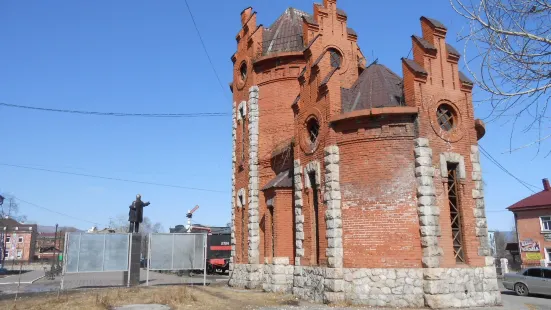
top-left (229, 1), bottom-right (500, 308)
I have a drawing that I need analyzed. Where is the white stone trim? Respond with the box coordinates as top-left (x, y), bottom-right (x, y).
top-left (439, 152), bottom-right (466, 180)
top-left (236, 188), bottom-right (246, 208)
top-left (237, 100), bottom-right (247, 121)
top-left (323, 146), bottom-right (343, 270)
top-left (293, 159), bottom-right (304, 263)
top-left (323, 145), bottom-right (345, 302)
top-left (471, 145), bottom-right (491, 262)
top-left (231, 101), bottom-right (237, 270)
top-left (248, 86), bottom-right (260, 264)
top-left (414, 138), bottom-right (443, 268)
top-left (304, 161), bottom-right (321, 188)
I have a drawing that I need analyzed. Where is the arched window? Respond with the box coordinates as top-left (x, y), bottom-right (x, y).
top-left (329, 49), bottom-right (342, 68)
top-left (240, 62), bottom-right (247, 82)
top-left (436, 104), bottom-right (456, 131)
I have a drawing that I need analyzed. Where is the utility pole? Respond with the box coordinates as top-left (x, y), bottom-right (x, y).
top-left (51, 224), bottom-right (58, 271)
top-left (0, 195), bottom-right (5, 270)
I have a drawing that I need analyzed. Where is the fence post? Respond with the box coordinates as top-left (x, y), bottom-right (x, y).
top-left (203, 234), bottom-right (207, 286)
top-left (127, 233), bottom-right (132, 287)
top-left (500, 258), bottom-right (509, 274)
top-left (146, 233), bottom-right (151, 286)
top-left (60, 232), bottom-right (68, 291)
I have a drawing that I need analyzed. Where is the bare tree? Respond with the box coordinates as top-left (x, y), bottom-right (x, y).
top-left (0, 195), bottom-right (27, 223)
top-left (450, 0), bottom-right (551, 154)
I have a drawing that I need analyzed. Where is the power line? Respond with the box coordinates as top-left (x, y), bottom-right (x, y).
top-left (0, 163), bottom-right (228, 194)
top-left (15, 197), bottom-right (99, 226)
top-left (183, 0), bottom-right (229, 101)
top-left (0, 102), bottom-right (230, 118)
top-left (479, 145), bottom-right (540, 193)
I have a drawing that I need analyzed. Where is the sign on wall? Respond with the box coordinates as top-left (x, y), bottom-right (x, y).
top-left (520, 239), bottom-right (540, 252)
top-left (526, 252), bottom-right (542, 260)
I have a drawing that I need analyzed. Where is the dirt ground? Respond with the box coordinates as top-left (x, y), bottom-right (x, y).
top-left (0, 285), bottom-right (302, 310)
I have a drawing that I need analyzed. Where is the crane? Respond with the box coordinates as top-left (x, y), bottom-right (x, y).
top-left (185, 205), bottom-right (199, 232)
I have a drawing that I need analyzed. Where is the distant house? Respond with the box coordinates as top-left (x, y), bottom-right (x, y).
top-left (507, 178), bottom-right (551, 267)
top-left (0, 218), bottom-right (38, 263)
top-left (35, 225), bottom-right (82, 262)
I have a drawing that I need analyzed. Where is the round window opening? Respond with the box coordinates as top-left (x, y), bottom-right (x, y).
top-left (436, 104), bottom-right (456, 131)
top-left (329, 49), bottom-right (342, 68)
top-left (239, 63), bottom-right (247, 82)
top-left (306, 118), bottom-right (320, 144)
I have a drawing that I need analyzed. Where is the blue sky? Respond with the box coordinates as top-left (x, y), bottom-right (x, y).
top-left (0, 0), bottom-right (548, 232)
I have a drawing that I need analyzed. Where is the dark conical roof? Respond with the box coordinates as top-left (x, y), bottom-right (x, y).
top-left (262, 8), bottom-right (310, 56)
top-left (341, 63), bottom-right (405, 113)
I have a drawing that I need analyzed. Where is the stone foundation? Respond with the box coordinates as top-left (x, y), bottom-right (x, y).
top-left (344, 268), bottom-right (424, 308)
top-left (229, 263), bottom-right (263, 289)
top-left (230, 264), bottom-right (501, 308)
top-left (423, 267), bottom-right (501, 308)
top-left (262, 257), bottom-right (294, 293)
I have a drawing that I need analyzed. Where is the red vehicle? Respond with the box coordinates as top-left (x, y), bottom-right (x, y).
top-left (206, 232), bottom-right (231, 274)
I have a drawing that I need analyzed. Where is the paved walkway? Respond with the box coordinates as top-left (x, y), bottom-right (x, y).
top-left (0, 270), bottom-right (45, 285)
top-left (0, 270), bottom-right (222, 295)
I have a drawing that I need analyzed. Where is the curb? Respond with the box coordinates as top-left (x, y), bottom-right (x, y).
top-left (0, 274), bottom-right (45, 285)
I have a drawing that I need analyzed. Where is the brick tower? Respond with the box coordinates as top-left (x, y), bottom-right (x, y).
top-left (230, 1), bottom-right (501, 308)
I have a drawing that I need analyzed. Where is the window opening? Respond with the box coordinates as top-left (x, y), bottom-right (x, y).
top-left (307, 118), bottom-right (320, 145)
top-left (541, 216), bottom-right (551, 231)
top-left (448, 163), bottom-right (465, 263)
top-left (18, 236), bottom-right (23, 243)
top-left (16, 250), bottom-right (22, 259)
top-left (6, 236), bottom-right (10, 243)
top-left (4, 250), bottom-right (7, 258)
top-left (309, 172), bottom-right (321, 265)
top-left (329, 49), bottom-right (342, 68)
top-left (240, 195), bottom-right (245, 262)
top-left (437, 104), bottom-right (456, 131)
top-left (240, 107), bottom-right (246, 163)
top-left (240, 63), bottom-right (247, 82)
top-left (269, 205), bottom-right (275, 258)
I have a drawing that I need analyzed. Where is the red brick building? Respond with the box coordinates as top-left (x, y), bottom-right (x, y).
top-left (0, 218), bottom-right (37, 263)
top-left (507, 178), bottom-right (551, 267)
top-left (229, 1), bottom-right (500, 307)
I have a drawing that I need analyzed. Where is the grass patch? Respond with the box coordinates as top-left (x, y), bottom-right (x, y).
top-left (1, 286), bottom-right (198, 310)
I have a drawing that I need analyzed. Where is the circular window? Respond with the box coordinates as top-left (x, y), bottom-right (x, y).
top-left (329, 49), bottom-right (342, 68)
top-left (436, 104), bottom-right (456, 131)
top-left (239, 62), bottom-right (247, 82)
top-left (306, 117), bottom-right (320, 144)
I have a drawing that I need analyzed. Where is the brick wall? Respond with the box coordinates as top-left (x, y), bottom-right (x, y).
top-left (336, 116), bottom-right (422, 268)
top-left (514, 208), bottom-right (551, 265)
top-left (402, 18), bottom-right (485, 268)
top-left (262, 189), bottom-right (295, 263)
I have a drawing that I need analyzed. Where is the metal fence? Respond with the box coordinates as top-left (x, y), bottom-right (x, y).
top-left (64, 232), bottom-right (131, 273)
top-left (147, 233), bottom-right (207, 285)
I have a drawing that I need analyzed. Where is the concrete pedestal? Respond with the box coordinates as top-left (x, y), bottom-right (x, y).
top-left (123, 234), bottom-right (142, 286)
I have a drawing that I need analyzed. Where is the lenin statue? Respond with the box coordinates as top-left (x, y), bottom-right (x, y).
top-left (128, 194), bottom-right (150, 233)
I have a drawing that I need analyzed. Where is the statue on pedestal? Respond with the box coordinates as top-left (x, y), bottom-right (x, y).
top-left (128, 194), bottom-right (150, 233)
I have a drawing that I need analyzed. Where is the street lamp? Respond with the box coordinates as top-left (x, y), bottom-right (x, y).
top-left (0, 195), bottom-right (4, 206)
